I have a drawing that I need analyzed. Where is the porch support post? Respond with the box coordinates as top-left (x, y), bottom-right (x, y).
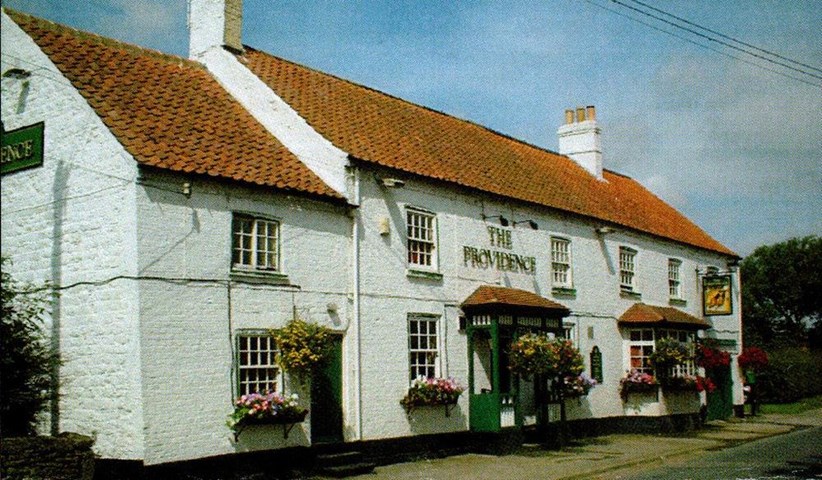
top-left (491, 317), bottom-right (500, 394)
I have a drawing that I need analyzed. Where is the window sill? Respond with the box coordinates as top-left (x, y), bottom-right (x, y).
top-left (552, 287), bottom-right (577, 297)
top-left (406, 269), bottom-right (443, 281)
top-left (230, 269), bottom-right (291, 286)
top-left (620, 289), bottom-right (642, 300)
top-left (669, 298), bottom-right (687, 307)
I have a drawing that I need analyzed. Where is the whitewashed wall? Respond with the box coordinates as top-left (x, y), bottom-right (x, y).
top-left (1, 12), bottom-right (144, 460)
top-left (354, 165), bottom-right (742, 436)
top-left (134, 170), bottom-right (351, 464)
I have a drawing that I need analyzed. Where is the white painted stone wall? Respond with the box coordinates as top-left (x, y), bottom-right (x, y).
top-left (353, 164), bottom-right (743, 437)
top-left (134, 170), bottom-right (352, 465)
top-left (1, 12), bottom-right (144, 460)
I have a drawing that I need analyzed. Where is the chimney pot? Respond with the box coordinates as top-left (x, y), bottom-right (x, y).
top-left (564, 109), bottom-right (574, 125)
top-left (576, 107), bottom-right (586, 123)
top-left (586, 105), bottom-right (596, 121)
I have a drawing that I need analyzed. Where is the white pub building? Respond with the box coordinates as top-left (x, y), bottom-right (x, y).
top-left (1, 2), bottom-right (744, 476)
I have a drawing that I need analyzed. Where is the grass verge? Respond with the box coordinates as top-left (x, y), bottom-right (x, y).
top-left (760, 394), bottom-right (822, 414)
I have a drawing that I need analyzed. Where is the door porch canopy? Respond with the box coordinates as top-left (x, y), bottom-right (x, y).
top-left (461, 285), bottom-right (570, 432)
top-left (618, 303), bottom-right (711, 330)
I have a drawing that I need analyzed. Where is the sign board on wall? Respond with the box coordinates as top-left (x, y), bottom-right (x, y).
top-left (462, 226), bottom-right (537, 275)
top-left (703, 275), bottom-right (732, 316)
top-left (1, 122), bottom-right (44, 174)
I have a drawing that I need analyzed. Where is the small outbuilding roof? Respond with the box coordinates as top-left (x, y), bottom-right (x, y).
top-left (619, 303), bottom-right (711, 330)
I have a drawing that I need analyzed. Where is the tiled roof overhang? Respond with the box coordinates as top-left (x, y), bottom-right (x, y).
top-left (461, 285), bottom-right (570, 318)
top-left (619, 303), bottom-right (711, 330)
top-left (6, 10), bottom-right (343, 202)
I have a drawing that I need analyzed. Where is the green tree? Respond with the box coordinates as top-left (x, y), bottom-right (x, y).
top-left (1, 257), bottom-right (56, 436)
top-left (741, 236), bottom-right (822, 348)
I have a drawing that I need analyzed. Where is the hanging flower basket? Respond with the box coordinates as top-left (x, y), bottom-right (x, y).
top-left (227, 392), bottom-right (308, 439)
top-left (620, 369), bottom-right (659, 398)
top-left (400, 377), bottom-right (465, 414)
top-left (738, 347), bottom-right (769, 372)
top-left (271, 319), bottom-right (334, 380)
top-left (562, 373), bottom-right (597, 398)
top-left (649, 338), bottom-right (691, 371)
top-left (695, 341), bottom-right (731, 371)
top-left (508, 334), bottom-right (584, 379)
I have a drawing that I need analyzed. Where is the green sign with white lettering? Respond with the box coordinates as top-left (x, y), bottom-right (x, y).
top-left (1, 122), bottom-right (44, 174)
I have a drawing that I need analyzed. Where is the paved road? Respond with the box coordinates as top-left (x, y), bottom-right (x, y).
top-left (620, 426), bottom-right (822, 480)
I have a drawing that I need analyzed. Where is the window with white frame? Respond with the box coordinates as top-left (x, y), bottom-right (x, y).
top-left (668, 259), bottom-right (682, 299)
top-left (408, 314), bottom-right (439, 381)
top-left (237, 333), bottom-right (280, 396)
top-left (232, 214), bottom-right (280, 271)
top-left (629, 328), bottom-right (655, 374)
top-left (406, 209), bottom-right (437, 269)
top-left (562, 321), bottom-right (577, 347)
top-left (628, 328), bottom-right (696, 377)
top-left (619, 247), bottom-right (637, 291)
top-left (551, 237), bottom-right (573, 288)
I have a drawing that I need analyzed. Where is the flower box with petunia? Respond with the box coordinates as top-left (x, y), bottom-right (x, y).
top-left (227, 391), bottom-right (308, 439)
top-left (400, 377), bottom-right (465, 414)
top-left (620, 369), bottom-right (659, 398)
top-left (562, 373), bottom-right (597, 397)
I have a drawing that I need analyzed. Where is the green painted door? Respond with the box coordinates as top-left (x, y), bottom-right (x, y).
top-left (706, 365), bottom-right (733, 420)
top-left (311, 336), bottom-right (344, 443)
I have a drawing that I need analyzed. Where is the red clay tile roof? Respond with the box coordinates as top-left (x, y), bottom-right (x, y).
top-left (6, 10), bottom-right (341, 201)
top-left (242, 48), bottom-right (736, 257)
top-left (619, 303), bottom-right (711, 330)
top-left (462, 285), bottom-right (569, 316)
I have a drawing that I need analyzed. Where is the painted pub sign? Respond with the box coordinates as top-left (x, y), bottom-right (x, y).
top-left (703, 275), bottom-right (732, 316)
top-left (1, 122), bottom-right (44, 175)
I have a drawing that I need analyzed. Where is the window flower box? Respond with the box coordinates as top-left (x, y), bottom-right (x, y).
top-left (401, 377), bottom-right (464, 415)
top-left (660, 375), bottom-right (716, 393)
top-left (620, 369), bottom-right (659, 399)
top-left (228, 392), bottom-right (308, 440)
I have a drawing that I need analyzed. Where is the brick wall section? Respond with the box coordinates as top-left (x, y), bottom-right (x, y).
top-left (1, 433), bottom-right (95, 480)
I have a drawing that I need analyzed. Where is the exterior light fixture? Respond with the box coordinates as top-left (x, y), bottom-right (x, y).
top-left (2, 68), bottom-right (31, 80)
top-left (595, 226), bottom-right (615, 235)
top-left (374, 174), bottom-right (405, 188)
top-left (513, 219), bottom-right (538, 230)
top-left (482, 214), bottom-right (509, 227)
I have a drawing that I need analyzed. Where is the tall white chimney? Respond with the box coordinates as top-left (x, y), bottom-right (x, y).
top-left (188, 0), bottom-right (244, 60)
top-left (557, 105), bottom-right (603, 180)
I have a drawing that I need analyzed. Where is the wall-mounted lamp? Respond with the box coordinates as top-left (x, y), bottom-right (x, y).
top-left (327, 303), bottom-right (339, 314)
top-left (513, 219), bottom-right (538, 230)
top-left (2, 68), bottom-right (31, 80)
top-left (482, 214), bottom-right (509, 227)
top-left (182, 182), bottom-right (191, 197)
top-left (595, 226), bottom-right (615, 235)
top-left (374, 174), bottom-right (405, 188)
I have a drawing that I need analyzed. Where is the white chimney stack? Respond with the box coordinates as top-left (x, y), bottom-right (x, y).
top-left (188, 0), bottom-right (244, 60)
top-left (557, 105), bottom-right (603, 181)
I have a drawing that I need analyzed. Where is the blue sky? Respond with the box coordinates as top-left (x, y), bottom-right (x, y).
top-left (4, 0), bottom-right (820, 256)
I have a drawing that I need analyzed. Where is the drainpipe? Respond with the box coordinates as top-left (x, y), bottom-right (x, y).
top-left (351, 167), bottom-right (363, 441)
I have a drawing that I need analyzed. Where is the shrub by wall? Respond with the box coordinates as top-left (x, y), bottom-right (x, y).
top-left (0, 432), bottom-right (94, 480)
top-left (757, 347), bottom-right (822, 403)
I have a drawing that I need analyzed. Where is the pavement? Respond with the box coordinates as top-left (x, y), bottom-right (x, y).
top-left (344, 408), bottom-right (822, 480)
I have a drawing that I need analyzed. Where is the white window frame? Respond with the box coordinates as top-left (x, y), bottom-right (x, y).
top-left (550, 237), bottom-right (573, 288)
top-left (627, 328), bottom-right (696, 377)
top-left (628, 328), bottom-right (655, 374)
top-left (406, 208), bottom-right (438, 270)
top-left (236, 332), bottom-right (281, 396)
top-left (232, 214), bottom-right (280, 272)
top-left (408, 314), bottom-right (440, 381)
top-left (619, 247), bottom-right (637, 291)
top-left (668, 259), bottom-right (682, 299)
